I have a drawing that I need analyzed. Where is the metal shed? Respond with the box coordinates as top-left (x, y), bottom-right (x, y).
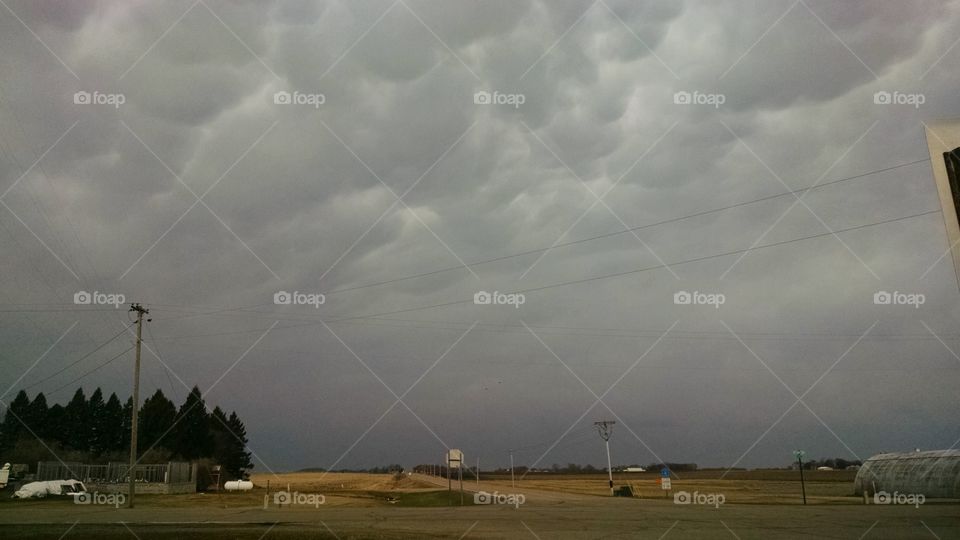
top-left (854, 450), bottom-right (960, 498)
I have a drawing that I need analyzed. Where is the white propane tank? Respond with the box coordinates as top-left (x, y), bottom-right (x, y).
top-left (224, 480), bottom-right (253, 491)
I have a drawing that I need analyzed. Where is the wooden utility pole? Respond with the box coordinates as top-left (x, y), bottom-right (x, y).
top-left (127, 303), bottom-right (149, 508)
top-left (595, 420), bottom-right (616, 495)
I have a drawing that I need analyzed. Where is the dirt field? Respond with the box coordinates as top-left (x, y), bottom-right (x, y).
top-left (0, 471), bottom-right (956, 539)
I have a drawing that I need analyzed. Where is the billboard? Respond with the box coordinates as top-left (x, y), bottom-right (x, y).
top-left (925, 119), bottom-right (960, 289)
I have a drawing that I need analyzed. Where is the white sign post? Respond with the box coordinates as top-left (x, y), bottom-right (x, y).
top-left (446, 449), bottom-right (464, 505)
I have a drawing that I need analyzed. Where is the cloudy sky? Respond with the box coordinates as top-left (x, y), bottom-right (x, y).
top-left (1, 0), bottom-right (959, 473)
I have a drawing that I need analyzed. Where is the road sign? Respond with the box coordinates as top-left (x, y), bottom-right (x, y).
top-left (661, 467), bottom-right (670, 477)
top-left (661, 477), bottom-right (671, 490)
top-left (446, 449), bottom-right (463, 468)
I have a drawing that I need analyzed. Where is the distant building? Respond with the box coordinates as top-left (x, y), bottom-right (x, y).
top-left (854, 450), bottom-right (960, 498)
top-left (624, 467), bottom-right (646, 473)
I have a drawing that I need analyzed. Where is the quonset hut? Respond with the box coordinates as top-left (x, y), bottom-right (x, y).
top-left (854, 450), bottom-right (960, 498)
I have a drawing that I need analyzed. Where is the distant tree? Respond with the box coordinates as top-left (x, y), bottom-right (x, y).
top-left (87, 388), bottom-right (106, 453)
top-left (121, 396), bottom-right (134, 452)
top-left (0, 390), bottom-right (31, 451)
top-left (171, 387), bottom-right (212, 460)
top-left (25, 392), bottom-right (50, 436)
top-left (138, 389), bottom-right (176, 452)
top-left (224, 412), bottom-right (254, 478)
top-left (100, 393), bottom-right (125, 453)
top-left (43, 404), bottom-right (67, 446)
top-left (63, 389), bottom-right (89, 451)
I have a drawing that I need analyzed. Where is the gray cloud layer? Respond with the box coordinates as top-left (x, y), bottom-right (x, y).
top-left (1, 0), bottom-right (959, 471)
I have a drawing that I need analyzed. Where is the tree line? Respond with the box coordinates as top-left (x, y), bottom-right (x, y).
top-left (0, 386), bottom-right (253, 479)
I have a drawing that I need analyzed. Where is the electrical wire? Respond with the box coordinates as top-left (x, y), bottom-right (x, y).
top-left (21, 323), bottom-right (134, 391)
top-left (317, 158), bottom-right (931, 296)
top-left (48, 345), bottom-right (135, 395)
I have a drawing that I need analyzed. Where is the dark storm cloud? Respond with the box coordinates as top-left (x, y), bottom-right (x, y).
top-left (1, 0), bottom-right (959, 472)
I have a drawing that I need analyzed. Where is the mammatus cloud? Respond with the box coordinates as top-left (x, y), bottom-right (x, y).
top-left (0, 0), bottom-right (958, 471)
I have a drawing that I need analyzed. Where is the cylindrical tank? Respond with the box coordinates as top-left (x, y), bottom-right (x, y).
top-left (224, 480), bottom-right (254, 491)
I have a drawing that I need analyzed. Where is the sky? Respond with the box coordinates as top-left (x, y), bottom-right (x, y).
top-left (1, 0), bottom-right (959, 473)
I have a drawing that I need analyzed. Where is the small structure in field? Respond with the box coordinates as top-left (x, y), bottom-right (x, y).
top-left (854, 450), bottom-right (960, 498)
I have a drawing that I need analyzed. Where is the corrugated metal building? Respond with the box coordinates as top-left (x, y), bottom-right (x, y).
top-left (854, 450), bottom-right (960, 498)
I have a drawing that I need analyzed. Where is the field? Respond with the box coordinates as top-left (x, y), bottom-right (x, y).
top-left (474, 469), bottom-right (861, 503)
top-left (0, 471), bottom-right (957, 539)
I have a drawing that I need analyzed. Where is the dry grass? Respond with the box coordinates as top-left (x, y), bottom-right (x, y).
top-left (478, 470), bottom-right (860, 503)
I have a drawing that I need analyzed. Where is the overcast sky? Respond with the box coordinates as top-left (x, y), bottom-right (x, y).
top-left (1, 0), bottom-right (959, 473)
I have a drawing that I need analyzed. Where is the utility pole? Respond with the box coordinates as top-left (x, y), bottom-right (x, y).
top-left (595, 421), bottom-right (616, 495)
top-left (793, 450), bottom-right (807, 505)
top-left (127, 303), bottom-right (149, 508)
top-left (509, 450), bottom-right (515, 489)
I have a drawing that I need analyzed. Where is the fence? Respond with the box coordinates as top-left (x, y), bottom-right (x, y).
top-left (36, 461), bottom-right (194, 485)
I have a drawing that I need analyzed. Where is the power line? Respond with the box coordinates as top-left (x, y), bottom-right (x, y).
top-left (21, 323), bottom-right (134, 391)
top-left (319, 208), bottom-right (943, 323)
top-left (317, 158), bottom-right (931, 296)
top-left (138, 208), bottom-right (942, 337)
top-left (49, 345), bottom-right (134, 396)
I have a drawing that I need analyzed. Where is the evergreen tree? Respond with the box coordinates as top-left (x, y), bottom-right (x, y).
top-left (63, 388), bottom-right (89, 451)
top-left (87, 388), bottom-right (106, 454)
top-left (43, 404), bottom-right (67, 447)
top-left (0, 390), bottom-right (31, 451)
top-left (120, 396), bottom-right (133, 453)
top-left (101, 393), bottom-right (125, 453)
top-left (223, 411), bottom-right (254, 478)
top-left (138, 389), bottom-right (176, 452)
top-left (171, 387), bottom-right (212, 460)
top-left (24, 392), bottom-right (50, 436)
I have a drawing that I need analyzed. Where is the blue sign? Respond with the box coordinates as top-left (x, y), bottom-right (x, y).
top-left (661, 467), bottom-right (670, 477)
